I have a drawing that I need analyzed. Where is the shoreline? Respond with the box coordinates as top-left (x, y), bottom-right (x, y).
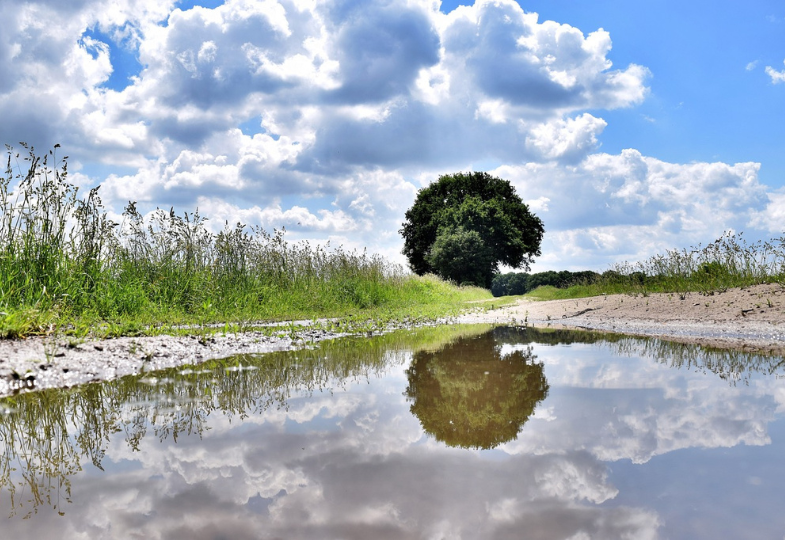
top-left (454, 282), bottom-right (785, 355)
top-left (0, 326), bottom-right (349, 397)
top-left (2, 283), bottom-right (785, 397)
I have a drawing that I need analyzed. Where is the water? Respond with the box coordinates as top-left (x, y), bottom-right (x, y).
top-left (1, 325), bottom-right (784, 539)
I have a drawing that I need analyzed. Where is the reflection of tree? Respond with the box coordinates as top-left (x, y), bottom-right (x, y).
top-left (613, 337), bottom-right (785, 385)
top-left (405, 330), bottom-right (549, 450)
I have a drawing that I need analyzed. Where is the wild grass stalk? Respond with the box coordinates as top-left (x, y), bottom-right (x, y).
top-left (602, 231), bottom-right (785, 298)
top-left (529, 231), bottom-right (785, 301)
top-left (0, 144), bottom-right (490, 337)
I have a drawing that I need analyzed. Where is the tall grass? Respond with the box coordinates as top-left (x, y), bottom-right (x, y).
top-left (604, 231), bottom-right (785, 297)
top-left (0, 144), bottom-right (489, 336)
top-left (525, 231), bottom-right (785, 301)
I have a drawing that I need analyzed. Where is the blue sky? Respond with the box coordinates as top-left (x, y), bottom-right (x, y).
top-left (0, 0), bottom-right (783, 271)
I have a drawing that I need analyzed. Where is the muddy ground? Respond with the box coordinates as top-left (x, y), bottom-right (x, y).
top-left (1, 283), bottom-right (784, 397)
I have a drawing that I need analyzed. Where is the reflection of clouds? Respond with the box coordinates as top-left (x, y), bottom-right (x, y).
top-left (774, 385), bottom-right (785, 413)
top-left (535, 454), bottom-right (618, 503)
top-left (502, 343), bottom-right (778, 463)
top-left (0, 361), bottom-right (659, 539)
top-left (8, 329), bottom-right (783, 538)
top-left (490, 505), bottom-right (660, 540)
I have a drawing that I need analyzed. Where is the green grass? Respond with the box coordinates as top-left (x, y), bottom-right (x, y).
top-left (0, 144), bottom-right (492, 338)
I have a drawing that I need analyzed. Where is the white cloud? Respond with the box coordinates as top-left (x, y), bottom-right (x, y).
top-left (765, 60), bottom-right (785, 83)
top-left (494, 151), bottom-right (770, 270)
top-left (0, 0), bottom-right (777, 272)
top-left (750, 189), bottom-right (785, 231)
top-left (196, 197), bottom-right (360, 233)
top-left (525, 113), bottom-right (607, 162)
top-left (441, 0), bottom-right (648, 113)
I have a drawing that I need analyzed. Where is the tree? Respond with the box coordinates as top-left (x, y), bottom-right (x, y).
top-left (400, 171), bottom-right (544, 288)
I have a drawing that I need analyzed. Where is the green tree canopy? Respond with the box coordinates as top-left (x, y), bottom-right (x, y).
top-left (400, 172), bottom-right (544, 288)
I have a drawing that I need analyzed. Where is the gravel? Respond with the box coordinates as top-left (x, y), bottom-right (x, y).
top-left (0, 327), bottom-right (346, 397)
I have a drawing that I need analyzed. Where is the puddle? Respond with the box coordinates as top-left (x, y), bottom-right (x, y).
top-left (1, 325), bottom-right (784, 538)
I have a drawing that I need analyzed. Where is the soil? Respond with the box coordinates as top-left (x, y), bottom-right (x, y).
top-left (1, 283), bottom-right (784, 397)
top-left (455, 282), bottom-right (785, 355)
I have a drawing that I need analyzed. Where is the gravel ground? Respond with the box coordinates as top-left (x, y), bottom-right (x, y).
top-left (2, 283), bottom-right (784, 397)
top-left (0, 326), bottom-right (347, 397)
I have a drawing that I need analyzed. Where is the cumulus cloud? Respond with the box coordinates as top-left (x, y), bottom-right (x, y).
top-left (442, 1), bottom-right (648, 111)
top-left (525, 113), bottom-right (607, 162)
top-left (765, 59), bottom-right (785, 83)
top-left (494, 151), bottom-right (772, 269)
top-left (751, 189), bottom-right (785, 231)
top-left (195, 196), bottom-right (360, 233)
top-left (0, 0), bottom-right (777, 271)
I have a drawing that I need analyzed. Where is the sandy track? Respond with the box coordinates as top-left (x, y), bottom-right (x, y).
top-left (1, 283), bottom-right (784, 397)
top-left (455, 282), bottom-right (785, 355)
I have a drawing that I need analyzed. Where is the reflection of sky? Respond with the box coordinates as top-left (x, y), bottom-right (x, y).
top-left (3, 333), bottom-right (785, 539)
top-left (502, 343), bottom-right (778, 463)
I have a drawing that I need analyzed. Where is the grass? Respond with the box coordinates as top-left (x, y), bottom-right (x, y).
top-left (601, 230), bottom-right (785, 298)
top-left (522, 231), bottom-right (785, 302)
top-left (0, 144), bottom-right (491, 338)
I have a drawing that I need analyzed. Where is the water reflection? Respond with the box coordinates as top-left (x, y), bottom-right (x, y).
top-left (0, 325), bottom-right (784, 539)
top-left (405, 331), bottom-right (548, 449)
top-left (494, 326), bottom-right (785, 385)
top-left (0, 325), bottom-right (492, 519)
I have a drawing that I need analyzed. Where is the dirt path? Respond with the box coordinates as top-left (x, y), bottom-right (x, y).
top-left (455, 283), bottom-right (785, 355)
top-left (2, 283), bottom-right (784, 397)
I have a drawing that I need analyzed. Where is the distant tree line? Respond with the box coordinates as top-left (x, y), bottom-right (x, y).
top-left (491, 270), bottom-right (601, 297)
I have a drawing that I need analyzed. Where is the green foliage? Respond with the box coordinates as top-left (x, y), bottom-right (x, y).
top-left (426, 227), bottom-right (494, 287)
top-left (0, 144), bottom-right (493, 336)
top-left (400, 171), bottom-right (544, 288)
